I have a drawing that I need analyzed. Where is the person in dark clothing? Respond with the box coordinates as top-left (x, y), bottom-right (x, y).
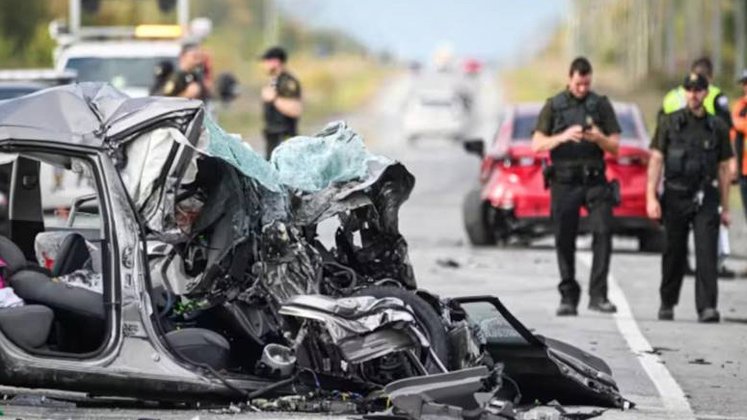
top-left (158, 43), bottom-right (209, 100)
top-left (647, 73), bottom-right (734, 323)
top-left (149, 60), bottom-right (175, 96)
top-left (662, 57), bottom-right (735, 279)
top-left (260, 46), bottom-right (302, 160)
top-left (532, 57), bottom-right (622, 316)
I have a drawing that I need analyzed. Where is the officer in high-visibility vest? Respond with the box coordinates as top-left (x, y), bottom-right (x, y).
top-left (662, 58), bottom-right (731, 126)
top-left (660, 57), bottom-right (735, 279)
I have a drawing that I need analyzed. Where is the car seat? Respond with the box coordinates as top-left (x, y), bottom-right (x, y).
top-left (0, 305), bottom-right (54, 349)
top-left (1, 235), bottom-right (104, 352)
top-left (164, 328), bottom-right (231, 370)
top-left (51, 233), bottom-right (92, 277)
top-left (0, 235), bottom-right (55, 350)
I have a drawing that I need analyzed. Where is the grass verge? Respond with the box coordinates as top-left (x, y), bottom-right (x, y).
top-left (215, 54), bottom-right (390, 139)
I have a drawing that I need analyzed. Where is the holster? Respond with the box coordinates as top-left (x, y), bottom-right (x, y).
top-left (608, 179), bottom-right (621, 207)
top-left (542, 164), bottom-right (555, 189)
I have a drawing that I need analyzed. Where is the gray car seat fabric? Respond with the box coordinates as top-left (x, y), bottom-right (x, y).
top-left (10, 270), bottom-right (105, 320)
top-left (165, 328), bottom-right (231, 370)
top-left (52, 233), bottom-right (91, 277)
top-left (0, 235), bottom-right (28, 274)
top-left (0, 305), bottom-right (54, 348)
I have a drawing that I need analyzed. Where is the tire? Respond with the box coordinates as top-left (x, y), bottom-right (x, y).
top-left (462, 187), bottom-right (496, 246)
top-left (352, 286), bottom-right (449, 377)
top-left (638, 229), bottom-right (665, 253)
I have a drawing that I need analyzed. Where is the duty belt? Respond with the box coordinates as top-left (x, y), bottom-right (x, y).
top-left (549, 160), bottom-right (606, 185)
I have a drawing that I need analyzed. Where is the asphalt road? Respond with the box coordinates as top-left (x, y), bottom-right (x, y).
top-left (3, 72), bottom-right (747, 419)
top-left (347, 72), bottom-right (747, 420)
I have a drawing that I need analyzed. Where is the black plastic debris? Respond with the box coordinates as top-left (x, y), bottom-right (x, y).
top-left (643, 346), bottom-right (676, 356)
top-left (436, 258), bottom-right (462, 269)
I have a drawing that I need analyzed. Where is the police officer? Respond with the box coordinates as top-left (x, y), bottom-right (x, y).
top-left (260, 46), bottom-right (302, 160)
top-left (532, 57), bottom-right (621, 316)
top-left (158, 43), bottom-right (209, 100)
top-left (647, 73), bottom-right (734, 323)
top-left (662, 58), bottom-right (731, 125)
top-left (661, 57), bottom-right (735, 278)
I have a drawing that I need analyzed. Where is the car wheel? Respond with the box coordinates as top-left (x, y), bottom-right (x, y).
top-left (352, 286), bottom-right (450, 382)
top-left (462, 187), bottom-right (496, 246)
top-left (638, 229), bottom-right (665, 253)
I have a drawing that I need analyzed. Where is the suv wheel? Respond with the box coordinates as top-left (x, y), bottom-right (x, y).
top-left (462, 187), bottom-right (496, 246)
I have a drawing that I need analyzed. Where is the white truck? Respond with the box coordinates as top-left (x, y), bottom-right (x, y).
top-left (51, 0), bottom-right (210, 98)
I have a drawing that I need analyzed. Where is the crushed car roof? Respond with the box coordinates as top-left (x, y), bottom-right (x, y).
top-left (0, 82), bottom-right (201, 147)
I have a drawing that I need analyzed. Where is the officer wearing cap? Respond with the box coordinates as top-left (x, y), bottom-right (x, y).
top-left (647, 72), bottom-right (734, 323)
top-left (532, 57), bottom-right (621, 316)
top-left (260, 46), bottom-right (302, 159)
top-left (661, 57), bottom-right (735, 279)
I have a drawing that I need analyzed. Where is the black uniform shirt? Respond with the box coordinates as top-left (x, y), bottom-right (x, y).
top-left (650, 109), bottom-right (733, 162)
top-left (534, 91), bottom-right (621, 161)
top-left (263, 71), bottom-right (302, 135)
top-left (535, 91), bottom-right (621, 136)
top-left (160, 69), bottom-right (206, 100)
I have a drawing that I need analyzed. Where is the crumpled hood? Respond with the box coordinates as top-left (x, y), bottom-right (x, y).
top-left (0, 82), bottom-right (201, 146)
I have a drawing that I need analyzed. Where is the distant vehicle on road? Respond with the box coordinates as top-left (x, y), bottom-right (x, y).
top-left (402, 89), bottom-right (469, 143)
top-left (462, 58), bottom-right (482, 76)
top-left (462, 102), bottom-right (664, 252)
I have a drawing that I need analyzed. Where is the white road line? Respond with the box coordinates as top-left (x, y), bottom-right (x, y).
top-left (578, 253), bottom-right (695, 419)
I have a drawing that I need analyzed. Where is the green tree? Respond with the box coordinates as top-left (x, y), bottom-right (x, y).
top-left (0, 0), bottom-right (54, 67)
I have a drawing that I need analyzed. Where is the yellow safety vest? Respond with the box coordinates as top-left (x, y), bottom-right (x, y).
top-left (662, 85), bottom-right (721, 115)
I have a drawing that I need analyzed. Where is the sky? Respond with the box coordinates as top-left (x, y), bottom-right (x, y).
top-left (279, 0), bottom-right (568, 64)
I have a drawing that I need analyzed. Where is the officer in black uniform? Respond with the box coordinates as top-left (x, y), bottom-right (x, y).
top-left (157, 43), bottom-right (209, 100)
top-left (646, 73), bottom-right (734, 323)
top-left (532, 57), bottom-right (622, 316)
top-left (260, 46), bottom-right (302, 160)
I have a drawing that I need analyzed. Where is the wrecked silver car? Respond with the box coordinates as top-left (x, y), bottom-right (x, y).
top-left (0, 83), bottom-right (629, 416)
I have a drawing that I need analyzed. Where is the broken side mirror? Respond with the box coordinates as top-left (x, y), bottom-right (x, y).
top-left (216, 72), bottom-right (239, 103)
top-left (463, 138), bottom-right (484, 158)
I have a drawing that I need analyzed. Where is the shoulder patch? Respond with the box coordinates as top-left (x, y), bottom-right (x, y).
top-left (162, 80), bottom-right (175, 95)
top-left (285, 78), bottom-right (298, 93)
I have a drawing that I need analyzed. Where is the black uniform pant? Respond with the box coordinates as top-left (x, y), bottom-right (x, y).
top-left (551, 181), bottom-right (613, 305)
top-left (263, 131), bottom-right (295, 160)
top-left (660, 188), bottom-right (719, 313)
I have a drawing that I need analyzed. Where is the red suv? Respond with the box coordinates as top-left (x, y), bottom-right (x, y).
top-left (462, 102), bottom-right (664, 252)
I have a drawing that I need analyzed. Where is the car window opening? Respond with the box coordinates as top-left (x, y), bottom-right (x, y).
top-left (0, 149), bottom-right (110, 358)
